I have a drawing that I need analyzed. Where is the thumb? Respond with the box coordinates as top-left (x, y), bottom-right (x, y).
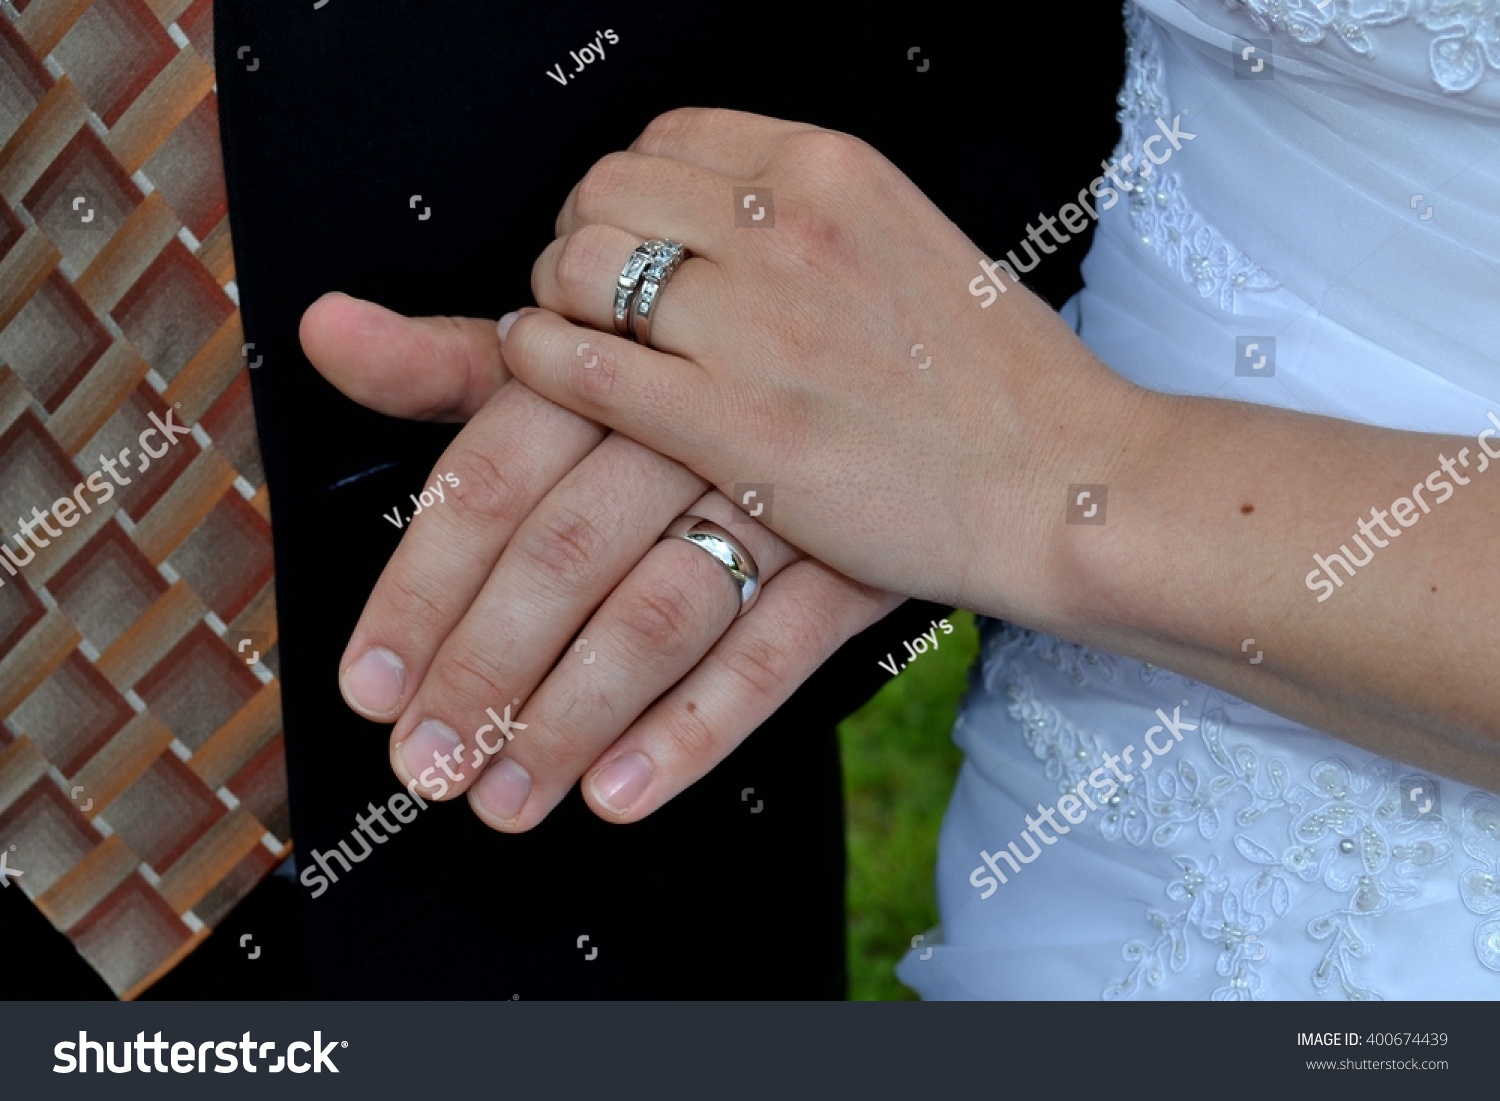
top-left (299, 292), bottom-right (511, 423)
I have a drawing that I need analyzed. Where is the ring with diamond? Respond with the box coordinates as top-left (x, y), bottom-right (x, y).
top-left (629, 239), bottom-right (688, 348)
top-left (613, 241), bottom-right (666, 337)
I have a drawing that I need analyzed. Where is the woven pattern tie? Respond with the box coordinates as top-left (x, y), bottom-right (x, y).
top-left (0, 0), bottom-right (286, 998)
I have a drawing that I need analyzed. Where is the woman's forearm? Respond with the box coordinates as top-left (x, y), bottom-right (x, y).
top-left (1023, 381), bottom-right (1500, 787)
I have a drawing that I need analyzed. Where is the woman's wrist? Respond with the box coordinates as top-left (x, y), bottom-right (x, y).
top-left (959, 339), bottom-right (1176, 635)
top-left (1051, 383), bottom-right (1183, 643)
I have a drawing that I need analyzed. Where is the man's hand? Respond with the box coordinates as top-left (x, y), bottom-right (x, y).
top-left (300, 292), bottom-right (900, 829)
top-left (499, 108), bottom-right (1147, 622)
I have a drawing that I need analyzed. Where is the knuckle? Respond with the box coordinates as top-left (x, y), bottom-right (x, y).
top-left (776, 201), bottom-right (849, 275)
top-left (416, 316), bottom-right (493, 417)
top-left (634, 107), bottom-right (699, 154)
top-left (659, 701), bottom-right (721, 763)
top-left (766, 132), bottom-right (876, 273)
top-left (563, 340), bottom-right (621, 408)
top-left (613, 577), bottom-right (702, 661)
top-left (528, 681), bottom-right (627, 774)
top-left (788, 590), bottom-right (849, 664)
top-left (719, 629), bottom-right (796, 703)
top-left (554, 227), bottom-right (617, 300)
top-left (379, 570), bottom-right (451, 639)
top-left (513, 504), bottom-right (612, 592)
top-left (447, 447), bottom-right (532, 528)
top-left (574, 152), bottom-right (634, 224)
top-left (518, 689), bottom-right (603, 773)
top-left (425, 312), bottom-right (476, 354)
top-left (431, 645), bottom-right (511, 713)
top-left (518, 735), bottom-right (571, 777)
top-left (784, 129), bottom-right (875, 179)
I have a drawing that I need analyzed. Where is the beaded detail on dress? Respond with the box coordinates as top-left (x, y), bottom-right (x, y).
top-left (1113, 3), bottom-right (1282, 310)
top-left (976, 622), bottom-right (1498, 999)
top-left (1225, 0), bottom-right (1500, 95)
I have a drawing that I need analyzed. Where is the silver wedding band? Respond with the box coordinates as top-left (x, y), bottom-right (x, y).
top-left (660, 515), bottom-right (759, 616)
top-left (614, 238), bottom-right (688, 347)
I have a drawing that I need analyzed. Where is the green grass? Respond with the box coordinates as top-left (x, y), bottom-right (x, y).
top-left (837, 611), bottom-right (977, 1000)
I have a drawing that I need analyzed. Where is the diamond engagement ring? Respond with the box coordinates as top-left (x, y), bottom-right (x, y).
top-left (614, 241), bottom-right (667, 337)
top-left (620, 238), bottom-right (688, 348)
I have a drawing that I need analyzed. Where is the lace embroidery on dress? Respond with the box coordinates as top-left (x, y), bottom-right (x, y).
top-left (1115, 3), bottom-right (1281, 310)
top-left (1224, 0), bottom-right (1500, 96)
top-left (980, 622), bottom-right (1498, 999)
top-left (1458, 792), bottom-right (1500, 966)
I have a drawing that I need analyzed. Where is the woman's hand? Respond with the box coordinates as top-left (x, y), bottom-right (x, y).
top-left (300, 292), bottom-right (899, 830)
top-left (497, 108), bottom-right (1155, 622)
top-left (500, 107), bottom-right (1500, 793)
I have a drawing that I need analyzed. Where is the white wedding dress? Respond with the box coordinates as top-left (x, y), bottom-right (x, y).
top-left (898, 0), bottom-right (1500, 999)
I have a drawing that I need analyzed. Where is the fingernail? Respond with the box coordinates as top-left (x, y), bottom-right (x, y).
top-left (472, 758), bottom-right (532, 825)
top-left (590, 753), bottom-right (653, 815)
top-left (497, 311), bottom-right (521, 339)
top-left (342, 648), bottom-right (405, 716)
top-left (398, 719), bottom-right (464, 791)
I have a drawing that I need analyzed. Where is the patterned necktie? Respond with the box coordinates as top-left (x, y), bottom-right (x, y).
top-left (0, 0), bottom-right (286, 998)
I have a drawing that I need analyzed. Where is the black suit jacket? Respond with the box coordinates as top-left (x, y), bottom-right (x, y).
top-left (0, 0), bottom-right (1125, 999)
